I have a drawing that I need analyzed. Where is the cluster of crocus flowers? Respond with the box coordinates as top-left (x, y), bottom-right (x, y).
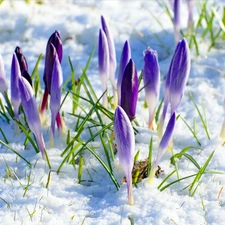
top-left (148, 112), bottom-right (176, 184)
top-left (114, 105), bottom-right (135, 205)
top-left (40, 31), bottom-right (64, 142)
top-left (98, 16), bottom-right (117, 107)
top-left (158, 38), bottom-right (190, 138)
top-left (142, 47), bottom-right (160, 129)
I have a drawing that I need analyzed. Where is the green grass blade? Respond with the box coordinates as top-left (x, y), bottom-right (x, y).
top-left (0, 140), bottom-right (32, 167)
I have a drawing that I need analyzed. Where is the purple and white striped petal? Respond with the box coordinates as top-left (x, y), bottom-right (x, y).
top-left (143, 47), bottom-right (160, 129)
top-left (101, 15), bottom-right (117, 87)
top-left (11, 53), bottom-right (21, 119)
top-left (114, 105), bottom-right (135, 205)
top-left (98, 28), bottom-right (109, 107)
top-left (149, 112), bottom-right (176, 184)
top-left (19, 76), bottom-right (46, 158)
top-left (50, 55), bottom-right (63, 141)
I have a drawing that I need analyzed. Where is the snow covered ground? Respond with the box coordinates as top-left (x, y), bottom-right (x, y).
top-left (0, 0), bottom-right (225, 224)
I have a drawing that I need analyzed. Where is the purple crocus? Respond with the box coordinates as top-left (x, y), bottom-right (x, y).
top-left (50, 54), bottom-right (63, 145)
top-left (143, 47), bottom-right (160, 129)
top-left (41, 30), bottom-right (63, 114)
top-left (117, 40), bottom-right (131, 106)
top-left (149, 112), bottom-right (176, 184)
top-left (168, 38), bottom-right (190, 114)
top-left (114, 105), bottom-right (135, 205)
top-left (15, 46), bottom-right (28, 73)
top-left (98, 28), bottom-right (109, 108)
top-left (19, 76), bottom-right (46, 159)
top-left (101, 15), bottom-right (117, 90)
top-left (120, 59), bottom-right (138, 121)
top-left (174, 0), bottom-right (181, 44)
top-left (11, 53), bottom-right (21, 120)
top-left (15, 46), bottom-right (32, 87)
top-left (0, 54), bottom-right (8, 95)
top-left (158, 38), bottom-right (190, 137)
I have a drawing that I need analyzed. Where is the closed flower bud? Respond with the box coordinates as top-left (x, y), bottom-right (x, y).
top-left (120, 59), bottom-right (138, 121)
top-left (114, 105), bottom-right (135, 205)
top-left (143, 47), bottom-right (160, 129)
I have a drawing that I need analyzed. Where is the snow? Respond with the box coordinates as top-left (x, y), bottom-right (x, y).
top-left (0, 0), bottom-right (225, 224)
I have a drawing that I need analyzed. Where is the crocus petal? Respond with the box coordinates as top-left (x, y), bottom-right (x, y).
top-left (101, 15), bottom-right (117, 86)
top-left (50, 55), bottom-right (63, 139)
top-left (143, 47), bottom-right (160, 129)
top-left (0, 54), bottom-right (8, 94)
top-left (174, 0), bottom-right (181, 43)
top-left (43, 43), bottom-right (57, 94)
top-left (11, 53), bottom-right (21, 119)
top-left (117, 40), bottom-right (131, 105)
top-left (19, 76), bottom-right (46, 158)
top-left (149, 112), bottom-right (176, 184)
top-left (98, 28), bottom-right (109, 108)
top-left (22, 70), bottom-right (32, 87)
top-left (169, 38), bottom-right (190, 114)
top-left (120, 59), bottom-right (138, 121)
top-left (114, 105), bottom-right (135, 205)
top-left (15, 46), bottom-right (28, 73)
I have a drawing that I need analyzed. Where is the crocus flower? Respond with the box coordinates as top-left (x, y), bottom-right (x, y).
top-left (101, 15), bottom-right (117, 90)
top-left (11, 53), bottom-right (21, 120)
top-left (114, 105), bottom-right (135, 205)
top-left (50, 54), bottom-right (63, 146)
top-left (19, 76), bottom-right (46, 159)
top-left (158, 38), bottom-right (190, 137)
top-left (0, 54), bottom-right (8, 95)
top-left (41, 30), bottom-right (63, 114)
top-left (174, 0), bottom-right (181, 44)
top-left (98, 28), bottom-right (109, 108)
top-left (15, 46), bottom-right (28, 73)
top-left (120, 59), bottom-right (138, 121)
top-left (149, 112), bottom-right (176, 184)
top-left (168, 38), bottom-right (190, 114)
top-left (117, 40), bottom-right (131, 105)
top-left (143, 47), bottom-right (160, 129)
